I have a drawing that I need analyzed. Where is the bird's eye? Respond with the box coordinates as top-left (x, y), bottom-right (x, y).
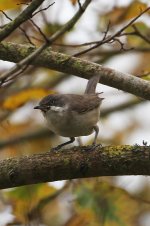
top-left (51, 100), bottom-right (55, 105)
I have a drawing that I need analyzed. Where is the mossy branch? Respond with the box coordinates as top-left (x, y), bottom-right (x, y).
top-left (0, 145), bottom-right (149, 189)
top-left (0, 42), bottom-right (150, 100)
top-left (0, 0), bottom-right (46, 41)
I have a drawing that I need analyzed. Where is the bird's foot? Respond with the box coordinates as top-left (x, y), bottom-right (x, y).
top-left (82, 143), bottom-right (102, 152)
top-left (49, 145), bottom-right (63, 152)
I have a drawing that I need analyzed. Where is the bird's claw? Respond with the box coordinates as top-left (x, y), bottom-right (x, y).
top-left (49, 145), bottom-right (62, 152)
top-left (82, 143), bottom-right (102, 152)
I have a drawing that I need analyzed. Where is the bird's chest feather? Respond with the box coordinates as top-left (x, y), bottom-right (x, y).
top-left (43, 106), bottom-right (100, 137)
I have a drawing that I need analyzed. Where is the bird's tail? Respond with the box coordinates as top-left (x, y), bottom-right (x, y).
top-left (84, 74), bottom-right (100, 94)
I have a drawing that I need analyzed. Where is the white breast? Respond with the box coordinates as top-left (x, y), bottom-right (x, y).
top-left (43, 106), bottom-right (100, 137)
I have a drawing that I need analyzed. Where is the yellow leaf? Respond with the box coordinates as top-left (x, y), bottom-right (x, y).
top-left (103, 1), bottom-right (148, 26)
top-left (124, 0), bottom-right (148, 20)
top-left (70, 0), bottom-right (78, 6)
top-left (2, 88), bottom-right (55, 110)
top-left (103, 7), bottom-right (126, 25)
top-left (74, 180), bottom-right (139, 226)
top-left (5, 183), bottom-right (57, 223)
top-left (66, 210), bottom-right (98, 226)
top-left (0, 0), bottom-right (31, 10)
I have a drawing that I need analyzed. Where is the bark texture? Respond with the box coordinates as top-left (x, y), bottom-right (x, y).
top-left (0, 42), bottom-right (150, 100)
top-left (0, 145), bottom-right (149, 189)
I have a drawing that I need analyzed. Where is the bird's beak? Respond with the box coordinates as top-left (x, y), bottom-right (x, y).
top-left (34, 105), bottom-right (47, 112)
top-left (34, 105), bottom-right (40, 109)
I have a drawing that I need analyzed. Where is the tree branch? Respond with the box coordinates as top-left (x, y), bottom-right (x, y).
top-left (73, 7), bottom-right (150, 57)
top-left (0, 0), bottom-right (46, 41)
top-left (0, 42), bottom-right (150, 100)
top-left (0, 129), bottom-right (53, 150)
top-left (101, 98), bottom-right (146, 117)
top-left (88, 47), bottom-right (150, 57)
top-left (0, 0), bottom-right (91, 85)
top-left (0, 145), bottom-right (149, 189)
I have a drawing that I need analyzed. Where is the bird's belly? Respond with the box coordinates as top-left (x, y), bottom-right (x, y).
top-left (45, 107), bottom-right (100, 137)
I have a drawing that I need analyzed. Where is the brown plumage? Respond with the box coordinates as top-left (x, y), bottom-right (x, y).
top-left (39, 94), bottom-right (102, 114)
top-left (34, 75), bottom-right (104, 150)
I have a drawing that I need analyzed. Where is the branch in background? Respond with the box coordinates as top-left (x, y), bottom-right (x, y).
top-left (132, 24), bottom-right (150, 44)
top-left (88, 47), bottom-right (150, 57)
top-left (30, 18), bottom-right (49, 41)
top-left (77, 0), bottom-right (84, 12)
top-left (32, 2), bottom-right (55, 17)
top-left (0, 145), bottom-right (149, 189)
top-left (0, 0), bottom-right (92, 85)
top-left (121, 24), bottom-right (150, 45)
top-left (0, 42), bottom-right (150, 100)
top-left (73, 7), bottom-right (150, 57)
top-left (137, 71), bottom-right (150, 78)
top-left (101, 98), bottom-right (146, 117)
top-left (28, 181), bottom-right (70, 220)
top-left (88, 47), bottom-right (150, 65)
top-left (0, 0), bottom-right (46, 41)
top-left (0, 10), bottom-right (34, 45)
top-left (0, 129), bottom-right (53, 150)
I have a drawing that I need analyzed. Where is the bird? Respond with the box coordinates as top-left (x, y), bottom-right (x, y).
top-left (34, 75), bottom-right (104, 150)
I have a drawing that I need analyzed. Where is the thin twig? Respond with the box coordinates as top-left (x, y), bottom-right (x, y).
top-left (0, 0), bottom-right (46, 41)
top-left (0, 0), bottom-right (92, 85)
top-left (102, 21), bottom-right (111, 41)
top-left (132, 24), bottom-right (150, 44)
top-left (77, 0), bottom-right (84, 12)
top-left (73, 7), bottom-right (150, 57)
top-left (28, 182), bottom-right (70, 219)
top-left (0, 10), bottom-right (34, 44)
top-left (0, 129), bottom-right (53, 150)
top-left (32, 2), bottom-right (55, 17)
top-left (0, 42), bottom-right (150, 100)
top-left (30, 18), bottom-right (49, 42)
top-left (88, 47), bottom-right (150, 57)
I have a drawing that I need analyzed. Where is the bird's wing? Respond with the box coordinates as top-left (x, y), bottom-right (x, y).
top-left (66, 94), bottom-right (102, 114)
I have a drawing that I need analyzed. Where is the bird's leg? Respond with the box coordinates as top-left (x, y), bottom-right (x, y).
top-left (51, 137), bottom-right (75, 151)
top-left (92, 125), bottom-right (102, 148)
top-left (93, 125), bottom-right (99, 145)
top-left (82, 125), bottom-right (101, 152)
